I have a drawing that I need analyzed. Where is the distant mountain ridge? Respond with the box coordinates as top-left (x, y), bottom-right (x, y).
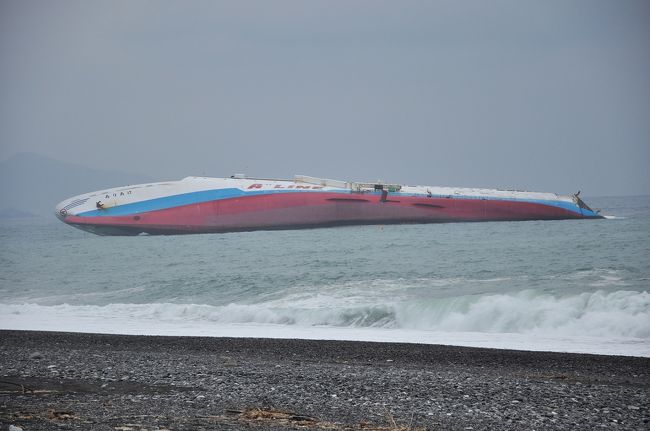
top-left (0, 153), bottom-right (153, 217)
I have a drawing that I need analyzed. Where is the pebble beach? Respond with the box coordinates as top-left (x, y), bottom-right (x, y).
top-left (1, 330), bottom-right (648, 430)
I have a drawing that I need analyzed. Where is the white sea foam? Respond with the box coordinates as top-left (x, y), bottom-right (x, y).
top-left (1, 289), bottom-right (648, 357)
top-left (395, 290), bottom-right (650, 338)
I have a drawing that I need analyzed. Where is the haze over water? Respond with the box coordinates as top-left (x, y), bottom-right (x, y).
top-left (1, 195), bottom-right (648, 357)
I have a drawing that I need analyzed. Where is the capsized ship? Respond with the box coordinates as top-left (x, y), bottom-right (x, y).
top-left (55, 175), bottom-right (602, 235)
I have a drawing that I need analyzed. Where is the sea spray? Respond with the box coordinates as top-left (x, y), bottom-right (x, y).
top-left (3, 289), bottom-right (648, 339)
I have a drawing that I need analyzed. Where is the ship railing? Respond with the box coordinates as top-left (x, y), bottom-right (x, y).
top-left (294, 175), bottom-right (403, 192)
top-left (294, 175), bottom-right (349, 189)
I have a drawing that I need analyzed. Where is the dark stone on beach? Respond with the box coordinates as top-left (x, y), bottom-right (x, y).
top-left (0, 330), bottom-right (648, 431)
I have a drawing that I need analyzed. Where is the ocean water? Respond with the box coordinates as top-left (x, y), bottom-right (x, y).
top-left (1, 196), bottom-right (649, 357)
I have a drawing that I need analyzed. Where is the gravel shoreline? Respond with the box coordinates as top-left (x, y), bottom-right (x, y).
top-left (0, 330), bottom-right (648, 430)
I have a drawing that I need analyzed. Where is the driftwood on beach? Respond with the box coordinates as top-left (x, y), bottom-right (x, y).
top-left (0, 330), bottom-right (648, 430)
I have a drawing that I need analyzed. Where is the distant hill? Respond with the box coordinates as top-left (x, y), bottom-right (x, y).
top-left (0, 153), bottom-right (153, 217)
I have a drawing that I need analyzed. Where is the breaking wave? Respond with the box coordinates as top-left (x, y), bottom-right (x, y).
top-left (3, 289), bottom-right (649, 339)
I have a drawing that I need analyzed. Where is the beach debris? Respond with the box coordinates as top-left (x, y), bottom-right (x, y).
top-left (219, 355), bottom-right (237, 367)
top-left (113, 424), bottom-right (152, 430)
top-left (48, 409), bottom-right (78, 420)
top-left (229, 407), bottom-right (319, 425)
top-left (0, 380), bottom-right (35, 394)
top-left (222, 407), bottom-right (426, 430)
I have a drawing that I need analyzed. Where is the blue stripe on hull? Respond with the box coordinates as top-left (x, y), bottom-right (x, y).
top-left (79, 188), bottom-right (317, 217)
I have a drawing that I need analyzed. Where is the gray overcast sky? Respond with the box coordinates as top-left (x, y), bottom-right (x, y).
top-left (1, 0), bottom-right (649, 196)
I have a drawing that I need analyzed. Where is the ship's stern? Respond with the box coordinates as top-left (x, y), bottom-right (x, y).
top-left (573, 194), bottom-right (603, 219)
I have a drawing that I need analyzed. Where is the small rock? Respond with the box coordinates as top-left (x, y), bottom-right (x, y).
top-left (9, 426), bottom-right (23, 431)
top-left (29, 351), bottom-right (43, 360)
top-left (627, 405), bottom-right (639, 410)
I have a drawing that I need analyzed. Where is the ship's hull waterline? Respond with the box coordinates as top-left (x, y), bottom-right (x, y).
top-left (55, 175), bottom-right (603, 235)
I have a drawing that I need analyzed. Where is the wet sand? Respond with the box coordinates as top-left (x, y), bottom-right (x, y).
top-left (0, 330), bottom-right (648, 430)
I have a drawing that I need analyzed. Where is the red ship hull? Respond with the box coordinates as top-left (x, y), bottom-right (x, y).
top-left (64, 191), bottom-right (589, 235)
